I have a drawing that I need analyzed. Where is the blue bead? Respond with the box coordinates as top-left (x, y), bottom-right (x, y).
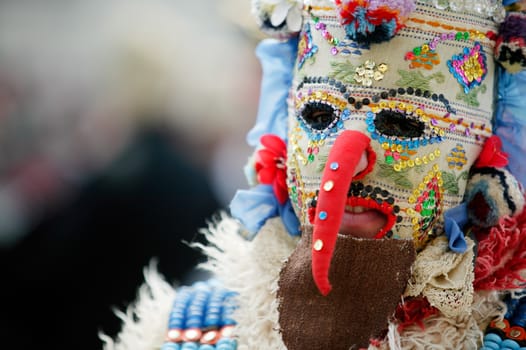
top-left (330, 162), bottom-right (339, 170)
top-left (181, 342), bottom-right (199, 350)
top-left (502, 339), bottom-right (520, 349)
top-left (198, 345), bottom-right (215, 350)
top-left (318, 211), bottom-right (328, 220)
top-left (161, 343), bottom-right (181, 350)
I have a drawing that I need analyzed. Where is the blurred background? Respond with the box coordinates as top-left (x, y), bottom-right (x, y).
top-left (0, 0), bottom-right (262, 349)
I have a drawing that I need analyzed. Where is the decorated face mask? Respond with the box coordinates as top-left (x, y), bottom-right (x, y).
top-left (228, 0), bottom-right (526, 349)
top-left (286, 0), bottom-right (496, 295)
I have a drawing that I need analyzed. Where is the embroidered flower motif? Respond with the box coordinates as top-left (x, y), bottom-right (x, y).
top-left (255, 134), bottom-right (289, 204)
top-left (297, 23), bottom-right (318, 69)
top-left (447, 42), bottom-right (487, 94)
top-left (335, 0), bottom-right (415, 44)
top-left (475, 135), bottom-right (508, 168)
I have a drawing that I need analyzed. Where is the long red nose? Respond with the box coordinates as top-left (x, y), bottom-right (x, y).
top-left (312, 130), bottom-right (372, 296)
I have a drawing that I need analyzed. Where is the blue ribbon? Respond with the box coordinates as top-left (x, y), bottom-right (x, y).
top-left (230, 185), bottom-right (300, 239)
top-left (443, 202), bottom-right (469, 253)
top-left (246, 38), bottom-right (298, 147)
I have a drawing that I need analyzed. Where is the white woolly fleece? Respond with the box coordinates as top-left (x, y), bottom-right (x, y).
top-left (100, 261), bottom-right (176, 350)
top-left (103, 216), bottom-right (508, 350)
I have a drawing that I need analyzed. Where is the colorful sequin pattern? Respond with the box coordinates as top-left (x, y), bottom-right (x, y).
top-left (285, 3), bottom-right (496, 245)
top-left (298, 23), bottom-right (319, 69)
top-left (448, 42), bottom-right (487, 93)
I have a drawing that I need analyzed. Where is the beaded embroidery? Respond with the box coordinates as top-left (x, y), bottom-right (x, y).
top-left (455, 83), bottom-right (487, 107)
top-left (329, 60), bottom-right (387, 86)
top-left (407, 166), bottom-right (444, 250)
top-left (161, 280), bottom-right (238, 350)
top-left (310, 10), bottom-right (369, 56)
top-left (447, 42), bottom-right (488, 93)
top-left (446, 144), bottom-right (468, 170)
top-left (298, 23), bottom-right (318, 69)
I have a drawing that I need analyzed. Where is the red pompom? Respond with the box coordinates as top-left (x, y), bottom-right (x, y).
top-left (475, 135), bottom-right (508, 168)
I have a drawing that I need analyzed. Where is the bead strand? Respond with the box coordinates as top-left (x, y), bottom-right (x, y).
top-left (163, 280), bottom-right (238, 350)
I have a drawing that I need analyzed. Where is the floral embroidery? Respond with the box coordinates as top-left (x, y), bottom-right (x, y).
top-left (447, 42), bottom-right (488, 94)
top-left (297, 23), bottom-right (318, 69)
top-left (455, 83), bottom-right (486, 107)
top-left (395, 69), bottom-right (445, 91)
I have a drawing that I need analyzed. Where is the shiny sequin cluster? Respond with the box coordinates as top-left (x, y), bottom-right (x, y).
top-left (405, 31), bottom-right (472, 70)
top-left (298, 23), bottom-right (319, 69)
top-left (353, 60), bottom-right (388, 87)
top-left (297, 76), bottom-right (491, 142)
top-left (427, 0), bottom-right (505, 22)
top-left (162, 281), bottom-right (238, 350)
top-left (295, 90), bottom-right (349, 142)
top-left (406, 166), bottom-right (443, 249)
top-left (365, 101), bottom-right (446, 170)
top-left (446, 144), bottom-right (467, 170)
top-left (447, 42), bottom-right (488, 93)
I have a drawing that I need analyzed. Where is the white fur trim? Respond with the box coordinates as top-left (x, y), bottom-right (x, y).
top-left (99, 261), bottom-right (176, 350)
top-left (196, 215), bottom-right (298, 349)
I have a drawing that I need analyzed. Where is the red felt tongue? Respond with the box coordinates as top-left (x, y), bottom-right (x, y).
top-left (312, 130), bottom-right (372, 296)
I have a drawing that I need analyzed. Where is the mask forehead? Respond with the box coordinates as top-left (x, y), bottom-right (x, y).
top-left (286, 1), bottom-right (496, 245)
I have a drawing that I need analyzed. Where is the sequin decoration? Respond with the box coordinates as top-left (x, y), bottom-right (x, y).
top-left (365, 102), bottom-right (446, 171)
top-left (407, 166), bottom-right (443, 250)
top-left (295, 90), bottom-right (349, 144)
top-left (310, 11), bottom-right (368, 56)
top-left (353, 60), bottom-right (388, 87)
top-left (446, 144), bottom-right (467, 170)
top-left (447, 42), bottom-right (487, 94)
top-left (405, 31), bottom-right (472, 70)
top-left (298, 23), bottom-right (319, 70)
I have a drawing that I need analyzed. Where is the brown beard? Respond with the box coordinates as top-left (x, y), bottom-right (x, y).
top-left (277, 227), bottom-right (416, 349)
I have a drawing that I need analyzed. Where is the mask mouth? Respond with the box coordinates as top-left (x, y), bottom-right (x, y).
top-left (339, 196), bottom-right (396, 239)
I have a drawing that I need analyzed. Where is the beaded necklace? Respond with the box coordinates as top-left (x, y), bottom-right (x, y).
top-left (161, 280), bottom-right (238, 350)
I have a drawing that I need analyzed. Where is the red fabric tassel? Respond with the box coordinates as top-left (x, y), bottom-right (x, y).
top-left (474, 200), bottom-right (526, 290)
top-left (394, 297), bottom-right (439, 333)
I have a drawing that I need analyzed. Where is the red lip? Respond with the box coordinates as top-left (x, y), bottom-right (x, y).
top-left (339, 196), bottom-right (396, 239)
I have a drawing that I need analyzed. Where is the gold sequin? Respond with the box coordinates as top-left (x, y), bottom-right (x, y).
top-left (377, 63), bottom-right (388, 73)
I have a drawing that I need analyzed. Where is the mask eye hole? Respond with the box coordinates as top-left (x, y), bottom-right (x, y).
top-left (300, 102), bottom-right (337, 131)
top-left (374, 110), bottom-right (425, 138)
